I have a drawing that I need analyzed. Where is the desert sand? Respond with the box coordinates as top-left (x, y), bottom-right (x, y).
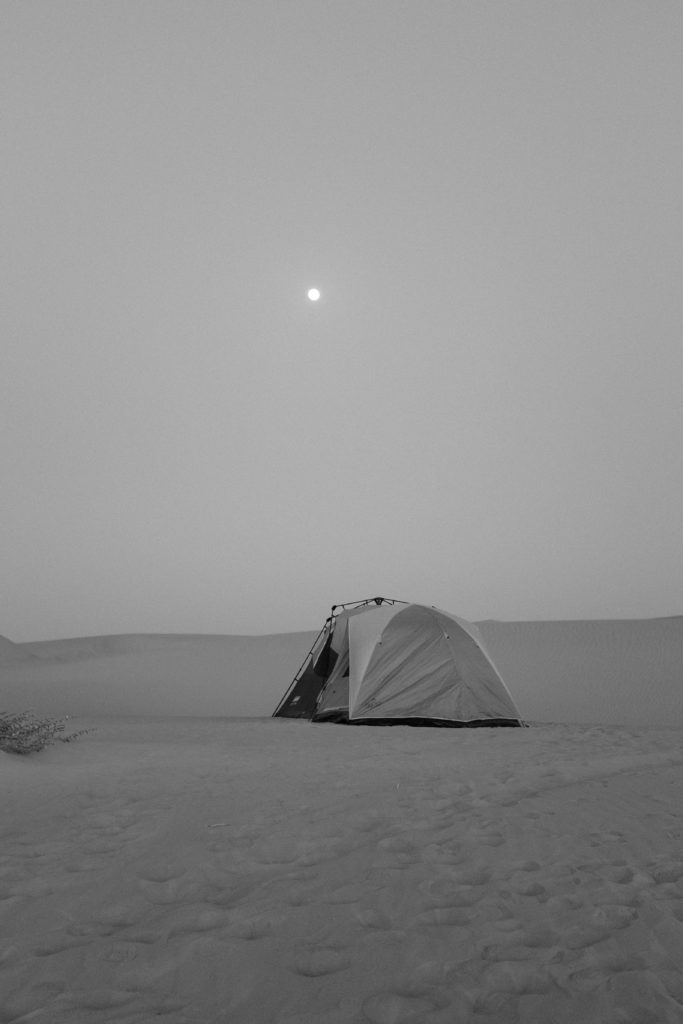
top-left (2, 619), bottom-right (683, 1022)
top-left (3, 716), bottom-right (683, 1023)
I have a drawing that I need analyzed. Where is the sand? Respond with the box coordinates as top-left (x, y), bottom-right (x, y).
top-left (2, 715), bottom-right (683, 1023)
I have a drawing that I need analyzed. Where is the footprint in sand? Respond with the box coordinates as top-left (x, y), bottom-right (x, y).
top-left (290, 947), bottom-right (351, 977)
top-left (519, 922), bottom-right (560, 948)
top-left (354, 907), bottom-right (394, 930)
top-left (545, 893), bottom-right (583, 918)
top-left (67, 920), bottom-right (108, 938)
top-left (255, 837), bottom-right (302, 864)
top-left (439, 782), bottom-right (474, 801)
top-left (508, 878), bottom-right (546, 898)
top-left (362, 990), bottom-right (451, 1023)
top-left (8, 878), bottom-right (54, 898)
top-left (166, 908), bottom-right (231, 938)
top-left (425, 839), bottom-right (466, 865)
top-left (31, 934), bottom-right (91, 957)
top-left (471, 989), bottom-right (519, 1022)
top-left (671, 902), bottom-right (683, 922)
top-left (564, 904), bottom-right (638, 948)
top-left (427, 796), bottom-right (462, 814)
top-left (568, 946), bottom-right (648, 996)
top-left (493, 917), bottom-right (521, 933)
top-left (138, 877), bottom-right (190, 905)
top-left (62, 987), bottom-right (138, 1012)
top-left (228, 914), bottom-right (277, 940)
top-left (91, 904), bottom-right (143, 930)
top-left (376, 835), bottom-right (422, 866)
top-left (451, 865), bottom-right (491, 886)
top-left (406, 960), bottom-right (461, 989)
top-left (82, 840), bottom-right (123, 856)
top-left (483, 962), bottom-right (558, 995)
top-left (599, 863), bottom-right (634, 884)
top-left (415, 907), bottom-right (471, 927)
top-left (661, 969), bottom-right (683, 1005)
top-left (124, 928), bottom-right (164, 945)
top-left (299, 839), bottom-right (347, 866)
top-left (286, 885), bottom-right (316, 907)
top-left (484, 920), bottom-right (559, 960)
top-left (650, 862), bottom-right (683, 884)
top-left (593, 829), bottom-right (626, 843)
top-left (419, 878), bottom-right (484, 908)
top-left (63, 858), bottom-right (100, 873)
top-left (137, 863), bottom-right (192, 905)
top-left (320, 883), bottom-right (367, 905)
top-left (200, 866), bottom-right (255, 908)
top-left (1, 980), bottom-right (66, 1022)
top-left (605, 968), bottom-right (681, 1022)
top-left (477, 830), bottom-right (506, 847)
top-left (0, 944), bottom-right (20, 968)
top-left (510, 859), bottom-right (542, 873)
top-left (0, 878), bottom-right (17, 901)
top-left (482, 943), bottom-right (534, 963)
top-left (137, 862), bottom-right (187, 883)
top-left (499, 788), bottom-right (538, 807)
top-left (99, 941), bottom-right (140, 962)
top-left (347, 811), bottom-right (391, 833)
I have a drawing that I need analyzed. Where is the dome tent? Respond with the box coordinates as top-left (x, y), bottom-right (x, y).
top-left (273, 598), bottom-right (523, 726)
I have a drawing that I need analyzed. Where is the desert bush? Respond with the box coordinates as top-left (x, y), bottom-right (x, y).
top-left (0, 711), bottom-right (88, 755)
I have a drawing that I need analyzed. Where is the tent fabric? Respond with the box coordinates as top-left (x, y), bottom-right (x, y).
top-left (348, 604), bottom-right (519, 722)
top-left (274, 601), bottom-right (523, 726)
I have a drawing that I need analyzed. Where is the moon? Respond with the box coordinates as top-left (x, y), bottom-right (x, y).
top-left (307, 288), bottom-right (321, 302)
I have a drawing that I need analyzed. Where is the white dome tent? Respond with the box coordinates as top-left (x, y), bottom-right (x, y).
top-left (273, 597), bottom-right (524, 727)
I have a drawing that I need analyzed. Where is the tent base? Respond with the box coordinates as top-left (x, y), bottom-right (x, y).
top-left (312, 712), bottom-right (523, 728)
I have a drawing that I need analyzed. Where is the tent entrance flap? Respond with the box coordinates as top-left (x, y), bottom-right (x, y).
top-left (312, 648), bottom-right (350, 720)
top-left (272, 623), bottom-right (335, 718)
top-left (272, 658), bottom-right (327, 718)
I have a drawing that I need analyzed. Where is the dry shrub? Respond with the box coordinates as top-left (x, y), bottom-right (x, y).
top-left (0, 711), bottom-right (88, 755)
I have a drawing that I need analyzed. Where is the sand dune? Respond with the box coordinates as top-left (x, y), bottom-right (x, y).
top-left (478, 617), bottom-right (683, 727)
top-left (0, 635), bottom-right (40, 667)
top-left (2, 616), bottom-right (682, 726)
top-left (0, 631), bottom-right (316, 719)
top-left (2, 717), bottom-right (683, 1022)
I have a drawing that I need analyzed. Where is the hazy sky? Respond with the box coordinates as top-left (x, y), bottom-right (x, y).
top-left (3, 1), bottom-right (682, 641)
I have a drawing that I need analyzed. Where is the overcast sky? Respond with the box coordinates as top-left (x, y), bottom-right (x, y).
top-left (3, 1), bottom-right (682, 641)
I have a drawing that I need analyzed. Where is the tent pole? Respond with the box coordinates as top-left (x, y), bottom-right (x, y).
top-left (331, 596), bottom-right (408, 613)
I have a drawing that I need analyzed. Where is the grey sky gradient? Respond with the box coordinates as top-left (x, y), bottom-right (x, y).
top-left (3, 1), bottom-right (682, 641)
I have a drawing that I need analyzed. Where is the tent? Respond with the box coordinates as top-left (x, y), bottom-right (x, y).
top-left (273, 597), bottom-right (523, 726)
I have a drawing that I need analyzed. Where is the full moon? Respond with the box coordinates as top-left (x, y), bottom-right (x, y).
top-left (307, 288), bottom-right (321, 302)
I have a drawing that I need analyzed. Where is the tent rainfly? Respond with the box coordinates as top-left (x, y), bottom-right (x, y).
top-left (273, 597), bottom-right (523, 726)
